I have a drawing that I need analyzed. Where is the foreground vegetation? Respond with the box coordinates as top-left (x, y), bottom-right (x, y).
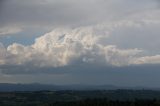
top-left (1, 90), bottom-right (160, 106)
top-left (47, 98), bottom-right (160, 106)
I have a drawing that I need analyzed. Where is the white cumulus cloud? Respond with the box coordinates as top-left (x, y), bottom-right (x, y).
top-left (0, 25), bottom-right (143, 67)
top-left (1, 20), bottom-right (160, 69)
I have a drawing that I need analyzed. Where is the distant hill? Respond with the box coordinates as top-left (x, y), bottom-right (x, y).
top-left (0, 83), bottom-right (157, 91)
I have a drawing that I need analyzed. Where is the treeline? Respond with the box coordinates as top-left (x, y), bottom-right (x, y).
top-left (46, 98), bottom-right (160, 106)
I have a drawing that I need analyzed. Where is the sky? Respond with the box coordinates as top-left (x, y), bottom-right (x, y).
top-left (0, 0), bottom-right (160, 87)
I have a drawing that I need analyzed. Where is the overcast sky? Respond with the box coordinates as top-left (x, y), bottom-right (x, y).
top-left (0, 0), bottom-right (160, 87)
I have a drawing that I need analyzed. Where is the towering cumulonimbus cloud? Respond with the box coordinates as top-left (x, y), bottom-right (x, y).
top-left (1, 20), bottom-right (160, 69)
top-left (0, 24), bottom-right (144, 67)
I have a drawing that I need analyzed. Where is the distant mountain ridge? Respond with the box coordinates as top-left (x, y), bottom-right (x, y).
top-left (0, 83), bottom-right (157, 91)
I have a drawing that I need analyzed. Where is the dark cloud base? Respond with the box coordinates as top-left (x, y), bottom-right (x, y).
top-left (1, 64), bottom-right (160, 87)
top-left (1, 64), bottom-right (160, 75)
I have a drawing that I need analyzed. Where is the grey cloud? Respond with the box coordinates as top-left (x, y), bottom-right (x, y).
top-left (0, 0), bottom-right (100, 27)
top-left (1, 64), bottom-right (160, 87)
top-left (0, 65), bottom-right (69, 74)
top-left (105, 20), bottom-right (160, 54)
top-left (0, 0), bottom-right (159, 39)
top-left (0, 0), bottom-right (158, 28)
top-left (71, 64), bottom-right (160, 87)
top-left (0, 27), bottom-right (22, 36)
